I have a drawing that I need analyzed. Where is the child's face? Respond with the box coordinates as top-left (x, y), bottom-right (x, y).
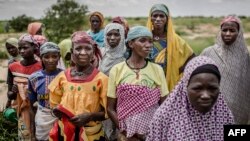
top-left (18, 41), bottom-right (35, 59)
top-left (72, 43), bottom-right (94, 67)
top-left (6, 43), bottom-right (18, 57)
top-left (41, 52), bottom-right (60, 73)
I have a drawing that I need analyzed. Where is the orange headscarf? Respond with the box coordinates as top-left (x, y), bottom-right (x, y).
top-left (27, 22), bottom-right (42, 35)
top-left (89, 11), bottom-right (105, 30)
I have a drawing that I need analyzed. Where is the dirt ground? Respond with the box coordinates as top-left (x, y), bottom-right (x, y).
top-left (0, 59), bottom-right (8, 110)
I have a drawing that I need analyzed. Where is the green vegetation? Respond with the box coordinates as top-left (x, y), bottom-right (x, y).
top-left (184, 37), bottom-right (215, 55)
top-left (0, 112), bottom-right (18, 140)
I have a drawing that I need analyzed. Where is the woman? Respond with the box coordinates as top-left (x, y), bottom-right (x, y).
top-left (48, 31), bottom-right (108, 141)
top-left (87, 11), bottom-right (105, 48)
top-left (99, 23), bottom-right (126, 76)
top-left (147, 56), bottom-right (234, 141)
top-left (107, 26), bottom-right (168, 140)
top-left (5, 37), bottom-right (20, 108)
top-left (147, 4), bottom-right (194, 91)
top-left (58, 38), bottom-right (72, 68)
top-left (28, 42), bottom-right (62, 141)
top-left (8, 34), bottom-right (42, 140)
top-left (200, 15), bottom-right (250, 124)
top-left (112, 16), bottom-right (129, 38)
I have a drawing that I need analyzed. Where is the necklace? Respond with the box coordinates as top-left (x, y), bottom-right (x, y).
top-left (126, 59), bottom-right (147, 79)
top-left (154, 36), bottom-right (160, 41)
top-left (71, 65), bottom-right (93, 77)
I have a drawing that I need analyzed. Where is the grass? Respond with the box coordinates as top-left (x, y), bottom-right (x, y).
top-left (0, 111), bottom-right (18, 140)
top-left (184, 36), bottom-right (215, 55)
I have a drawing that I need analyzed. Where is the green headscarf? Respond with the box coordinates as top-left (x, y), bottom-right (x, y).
top-left (6, 38), bottom-right (18, 48)
top-left (150, 4), bottom-right (169, 16)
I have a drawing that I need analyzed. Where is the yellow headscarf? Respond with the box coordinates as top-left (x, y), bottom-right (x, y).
top-left (147, 4), bottom-right (194, 91)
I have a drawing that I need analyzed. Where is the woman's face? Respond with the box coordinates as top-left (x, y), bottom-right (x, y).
top-left (42, 52), bottom-right (60, 73)
top-left (90, 15), bottom-right (102, 32)
top-left (221, 21), bottom-right (239, 45)
top-left (187, 73), bottom-right (220, 114)
top-left (72, 43), bottom-right (94, 67)
top-left (18, 41), bottom-right (35, 59)
top-left (6, 43), bottom-right (18, 57)
top-left (106, 29), bottom-right (121, 48)
top-left (129, 36), bottom-right (153, 58)
top-left (151, 11), bottom-right (167, 30)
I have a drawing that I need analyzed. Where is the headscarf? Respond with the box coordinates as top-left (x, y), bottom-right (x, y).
top-left (19, 34), bottom-right (39, 48)
top-left (200, 15), bottom-right (250, 124)
top-left (147, 4), bottom-right (194, 91)
top-left (40, 42), bottom-right (60, 56)
top-left (33, 35), bottom-right (47, 47)
top-left (99, 23), bottom-right (126, 75)
top-left (89, 11), bottom-right (105, 30)
top-left (71, 31), bottom-right (102, 67)
top-left (126, 26), bottom-right (152, 43)
top-left (58, 38), bottom-right (72, 68)
top-left (147, 56), bottom-right (234, 141)
top-left (27, 22), bottom-right (43, 36)
top-left (6, 37), bottom-right (18, 48)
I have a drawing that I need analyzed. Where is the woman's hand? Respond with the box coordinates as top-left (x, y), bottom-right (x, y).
top-left (11, 84), bottom-right (18, 94)
top-left (69, 113), bottom-right (92, 127)
top-left (52, 107), bottom-right (63, 119)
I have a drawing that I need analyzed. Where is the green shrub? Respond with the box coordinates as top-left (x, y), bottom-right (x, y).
top-left (9, 15), bottom-right (34, 32)
top-left (0, 112), bottom-right (18, 140)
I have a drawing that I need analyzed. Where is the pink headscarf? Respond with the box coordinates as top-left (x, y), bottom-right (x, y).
top-left (71, 31), bottom-right (102, 67)
top-left (27, 22), bottom-right (42, 35)
top-left (220, 15), bottom-right (240, 27)
top-left (147, 56), bottom-right (234, 141)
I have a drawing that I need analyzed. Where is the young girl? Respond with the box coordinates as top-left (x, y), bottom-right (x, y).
top-left (107, 26), bottom-right (168, 140)
top-left (8, 34), bottom-right (42, 140)
top-left (49, 31), bottom-right (108, 141)
top-left (28, 42), bottom-right (62, 141)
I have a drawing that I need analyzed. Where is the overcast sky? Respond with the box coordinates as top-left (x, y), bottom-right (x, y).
top-left (0, 0), bottom-right (250, 20)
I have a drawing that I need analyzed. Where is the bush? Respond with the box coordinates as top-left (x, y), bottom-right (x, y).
top-left (43, 0), bottom-right (88, 43)
top-left (9, 15), bottom-right (34, 32)
top-left (0, 111), bottom-right (18, 140)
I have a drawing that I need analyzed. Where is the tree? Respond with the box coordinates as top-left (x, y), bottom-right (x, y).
top-left (9, 14), bottom-right (34, 32)
top-left (43, 0), bottom-right (88, 43)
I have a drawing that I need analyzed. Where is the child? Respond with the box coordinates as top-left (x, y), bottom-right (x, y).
top-left (8, 34), bottom-right (42, 140)
top-left (28, 42), bottom-right (62, 141)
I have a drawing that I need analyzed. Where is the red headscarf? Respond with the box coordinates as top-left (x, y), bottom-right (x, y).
top-left (220, 15), bottom-right (240, 28)
top-left (71, 31), bottom-right (102, 67)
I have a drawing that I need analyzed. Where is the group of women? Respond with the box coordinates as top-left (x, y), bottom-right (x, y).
top-left (4, 3), bottom-right (250, 141)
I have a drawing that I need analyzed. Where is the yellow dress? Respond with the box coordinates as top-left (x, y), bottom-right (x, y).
top-left (48, 68), bottom-right (108, 141)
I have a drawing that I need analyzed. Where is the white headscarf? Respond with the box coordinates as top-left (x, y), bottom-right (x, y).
top-left (99, 23), bottom-right (126, 76)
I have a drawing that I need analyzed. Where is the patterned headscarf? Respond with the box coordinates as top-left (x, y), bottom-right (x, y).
top-left (6, 37), bottom-right (18, 48)
top-left (201, 15), bottom-right (250, 124)
top-left (40, 42), bottom-right (60, 56)
top-left (71, 31), bottom-right (102, 67)
top-left (18, 34), bottom-right (39, 48)
top-left (126, 26), bottom-right (152, 43)
top-left (99, 23), bottom-right (126, 75)
top-left (27, 22), bottom-right (43, 35)
top-left (147, 56), bottom-right (234, 141)
top-left (89, 11), bottom-right (105, 30)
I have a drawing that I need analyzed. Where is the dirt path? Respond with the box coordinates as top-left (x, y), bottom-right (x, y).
top-left (0, 59), bottom-right (8, 110)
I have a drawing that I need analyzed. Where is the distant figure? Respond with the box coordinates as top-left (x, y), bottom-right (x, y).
top-left (147, 4), bottom-right (194, 91)
top-left (200, 15), bottom-right (250, 124)
top-left (58, 38), bottom-right (73, 68)
top-left (99, 23), bottom-right (126, 76)
top-left (27, 22), bottom-right (44, 36)
top-left (147, 56), bottom-right (234, 141)
top-left (112, 16), bottom-right (130, 38)
top-left (87, 11), bottom-right (105, 48)
top-left (5, 37), bottom-right (20, 108)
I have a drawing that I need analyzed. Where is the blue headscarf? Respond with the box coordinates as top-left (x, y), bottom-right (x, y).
top-left (126, 26), bottom-right (152, 43)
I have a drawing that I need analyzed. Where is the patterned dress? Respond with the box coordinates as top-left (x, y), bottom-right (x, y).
top-left (108, 61), bottom-right (168, 138)
top-left (48, 68), bottom-right (108, 141)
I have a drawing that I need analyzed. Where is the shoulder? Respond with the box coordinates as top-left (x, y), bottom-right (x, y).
top-left (110, 61), bottom-right (126, 71)
top-left (29, 70), bottom-right (43, 81)
top-left (200, 45), bottom-right (216, 56)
